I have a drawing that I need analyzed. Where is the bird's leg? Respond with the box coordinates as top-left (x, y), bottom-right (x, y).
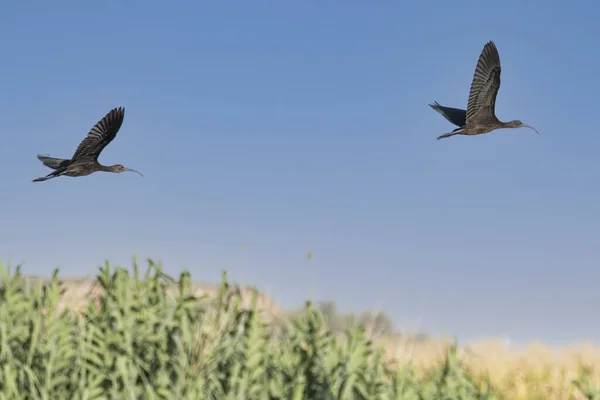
top-left (32, 175), bottom-right (55, 182)
top-left (436, 126), bottom-right (464, 140)
top-left (32, 170), bottom-right (62, 182)
top-left (437, 132), bottom-right (459, 140)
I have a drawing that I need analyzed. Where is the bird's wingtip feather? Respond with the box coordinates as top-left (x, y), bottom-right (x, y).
top-left (108, 106), bottom-right (125, 116)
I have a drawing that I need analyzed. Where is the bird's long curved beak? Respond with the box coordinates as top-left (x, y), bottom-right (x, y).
top-left (125, 168), bottom-right (144, 177)
top-left (522, 123), bottom-right (540, 134)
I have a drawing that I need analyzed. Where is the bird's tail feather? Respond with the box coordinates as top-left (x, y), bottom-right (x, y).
top-left (37, 154), bottom-right (71, 170)
top-left (429, 101), bottom-right (467, 127)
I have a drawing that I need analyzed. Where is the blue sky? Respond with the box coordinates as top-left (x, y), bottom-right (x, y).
top-left (0, 0), bottom-right (598, 346)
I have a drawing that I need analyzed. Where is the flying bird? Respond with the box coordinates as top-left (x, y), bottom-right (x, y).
top-left (429, 41), bottom-right (539, 140)
top-left (33, 107), bottom-right (143, 182)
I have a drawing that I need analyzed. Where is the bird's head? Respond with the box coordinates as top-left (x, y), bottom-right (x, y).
top-left (508, 120), bottom-right (539, 134)
top-left (110, 164), bottom-right (144, 177)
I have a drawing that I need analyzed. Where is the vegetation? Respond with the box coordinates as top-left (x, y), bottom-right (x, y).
top-left (0, 259), bottom-right (597, 399)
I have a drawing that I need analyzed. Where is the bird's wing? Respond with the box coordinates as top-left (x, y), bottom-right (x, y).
top-left (429, 102), bottom-right (466, 127)
top-left (465, 41), bottom-right (501, 125)
top-left (37, 154), bottom-right (71, 170)
top-left (70, 107), bottom-right (125, 163)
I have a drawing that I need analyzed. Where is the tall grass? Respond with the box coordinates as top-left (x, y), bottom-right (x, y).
top-left (0, 259), bottom-right (596, 399)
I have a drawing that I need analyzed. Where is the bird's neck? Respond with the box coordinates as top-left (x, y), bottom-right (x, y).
top-left (98, 164), bottom-right (115, 172)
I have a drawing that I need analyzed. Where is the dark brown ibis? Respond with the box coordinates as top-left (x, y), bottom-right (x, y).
top-left (429, 41), bottom-right (539, 140)
top-left (32, 107), bottom-right (143, 182)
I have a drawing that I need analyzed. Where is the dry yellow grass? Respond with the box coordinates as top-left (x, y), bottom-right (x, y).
top-left (371, 329), bottom-right (600, 399)
top-left (24, 275), bottom-right (600, 398)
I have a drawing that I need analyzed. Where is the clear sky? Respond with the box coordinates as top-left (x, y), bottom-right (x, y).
top-left (0, 0), bottom-right (598, 346)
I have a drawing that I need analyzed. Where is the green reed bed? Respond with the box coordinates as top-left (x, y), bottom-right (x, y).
top-left (0, 259), bottom-right (594, 399)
